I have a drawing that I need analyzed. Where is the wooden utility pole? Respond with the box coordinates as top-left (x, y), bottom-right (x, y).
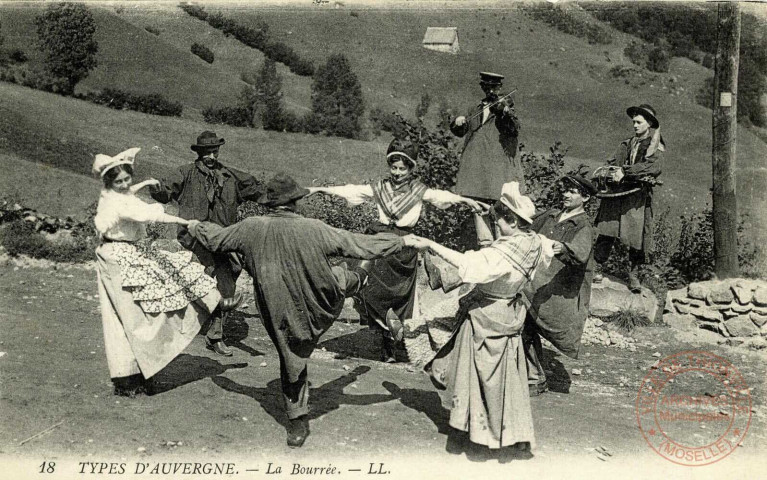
top-left (712, 2), bottom-right (741, 278)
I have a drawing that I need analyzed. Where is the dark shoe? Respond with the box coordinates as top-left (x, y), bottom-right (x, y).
top-left (286, 416), bottom-right (310, 448)
top-left (218, 292), bottom-right (243, 312)
top-left (628, 273), bottom-right (642, 293)
top-left (205, 338), bottom-right (233, 357)
top-left (529, 381), bottom-right (548, 397)
top-left (385, 308), bottom-right (404, 342)
top-left (381, 335), bottom-right (397, 364)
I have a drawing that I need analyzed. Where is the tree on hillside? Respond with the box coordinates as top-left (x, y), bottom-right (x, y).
top-left (306, 54), bottom-right (364, 139)
top-left (255, 59), bottom-right (285, 131)
top-left (35, 2), bottom-right (98, 95)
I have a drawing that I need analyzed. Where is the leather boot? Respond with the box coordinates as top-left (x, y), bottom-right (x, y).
top-left (286, 416), bottom-right (310, 448)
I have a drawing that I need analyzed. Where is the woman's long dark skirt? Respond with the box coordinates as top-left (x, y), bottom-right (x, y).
top-left (354, 223), bottom-right (417, 331)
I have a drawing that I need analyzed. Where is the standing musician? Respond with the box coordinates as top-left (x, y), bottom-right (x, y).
top-left (450, 72), bottom-right (523, 248)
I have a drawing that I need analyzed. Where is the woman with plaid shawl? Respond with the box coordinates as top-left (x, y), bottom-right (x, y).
top-left (407, 182), bottom-right (553, 452)
top-left (307, 138), bottom-right (486, 362)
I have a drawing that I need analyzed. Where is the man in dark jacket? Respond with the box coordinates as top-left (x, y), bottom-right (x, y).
top-left (593, 104), bottom-right (664, 292)
top-left (451, 72), bottom-right (523, 248)
top-left (523, 175), bottom-right (596, 396)
top-left (187, 173), bottom-right (406, 448)
top-left (150, 131), bottom-right (264, 356)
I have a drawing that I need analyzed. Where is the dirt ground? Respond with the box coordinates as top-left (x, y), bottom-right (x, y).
top-left (1, 258), bottom-right (765, 479)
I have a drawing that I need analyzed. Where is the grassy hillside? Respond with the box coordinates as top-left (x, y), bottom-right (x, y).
top-left (0, 81), bottom-right (388, 215)
top-left (226, 4), bottom-right (766, 219)
top-left (0, 4), bottom-right (245, 118)
top-left (0, 2), bottom-right (764, 254)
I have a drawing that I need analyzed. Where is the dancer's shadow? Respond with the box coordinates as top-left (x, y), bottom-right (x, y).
top-left (150, 354), bottom-right (248, 395)
top-left (212, 365), bottom-right (393, 428)
top-left (542, 347), bottom-right (571, 394)
top-left (382, 381), bottom-right (533, 462)
top-left (224, 310), bottom-right (264, 357)
top-left (381, 381), bottom-right (451, 434)
top-left (318, 329), bottom-right (382, 362)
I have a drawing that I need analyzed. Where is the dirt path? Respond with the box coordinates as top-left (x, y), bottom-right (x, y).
top-left (0, 261), bottom-right (765, 479)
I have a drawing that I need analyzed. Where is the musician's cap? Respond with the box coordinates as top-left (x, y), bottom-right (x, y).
top-left (479, 72), bottom-right (504, 86)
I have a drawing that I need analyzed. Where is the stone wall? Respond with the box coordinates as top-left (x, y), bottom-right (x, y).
top-left (665, 279), bottom-right (767, 339)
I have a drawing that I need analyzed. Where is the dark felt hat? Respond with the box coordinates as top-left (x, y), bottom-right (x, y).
top-left (257, 172), bottom-right (310, 207)
top-left (626, 104), bottom-right (659, 129)
top-left (386, 138), bottom-right (419, 168)
top-left (191, 131), bottom-right (225, 152)
top-left (561, 174), bottom-right (598, 196)
top-left (479, 71), bottom-right (504, 86)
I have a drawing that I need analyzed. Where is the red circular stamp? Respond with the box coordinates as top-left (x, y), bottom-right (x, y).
top-left (636, 350), bottom-right (752, 466)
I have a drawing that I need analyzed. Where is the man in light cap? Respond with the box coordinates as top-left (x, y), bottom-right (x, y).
top-left (451, 71), bottom-right (524, 249)
top-left (186, 172), bottom-right (407, 448)
top-left (150, 131), bottom-right (264, 356)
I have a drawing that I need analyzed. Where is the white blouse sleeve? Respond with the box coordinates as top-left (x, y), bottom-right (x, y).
top-left (456, 248), bottom-right (515, 284)
top-left (118, 195), bottom-right (167, 223)
top-left (322, 184), bottom-right (374, 207)
top-left (423, 188), bottom-right (463, 210)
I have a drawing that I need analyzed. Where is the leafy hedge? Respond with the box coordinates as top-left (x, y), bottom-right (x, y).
top-left (522, 4), bottom-right (612, 45)
top-left (179, 4), bottom-right (314, 76)
top-left (84, 88), bottom-right (183, 117)
top-left (191, 42), bottom-right (214, 63)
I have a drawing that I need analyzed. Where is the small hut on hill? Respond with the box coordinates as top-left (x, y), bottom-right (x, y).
top-left (422, 27), bottom-right (459, 54)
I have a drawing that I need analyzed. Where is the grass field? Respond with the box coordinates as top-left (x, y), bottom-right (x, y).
top-left (0, 2), bottom-right (765, 252)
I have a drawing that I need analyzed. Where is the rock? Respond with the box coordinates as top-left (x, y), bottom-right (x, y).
top-left (699, 321), bottom-right (729, 337)
top-left (750, 312), bottom-right (767, 328)
top-left (676, 303), bottom-right (694, 315)
top-left (652, 352), bottom-right (662, 357)
top-left (724, 316), bottom-right (760, 337)
top-left (754, 286), bottom-right (767, 307)
top-left (572, 368), bottom-right (582, 375)
top-left (663, 313), bottom-right (695, 331)
top-left (743, 337), bottom-right (767, 350)
top-left (732, 283), bottom-right (754, 305)
top-left (708, 283), bottom-right (734, 304)
top-left (589, 276), bottom-right (658, 321)
top-left (666, 288), bottom-right (688, 312)
top-left (726, 338), bottom-right (745, 347)
top-left (731, 303), bottom-right (753, 314)
top-left (688, 282), bottom-right (709, 300)
top-left (692, 308), bottom-right (723, 323)
top-left (689, 299), bottom-right (705, 308)
top-left (712, 302), bottom-right (735, 311)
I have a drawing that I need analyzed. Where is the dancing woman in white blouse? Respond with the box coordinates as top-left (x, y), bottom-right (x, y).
top-left (92, 148), bottom-right (238, 397)
top-left (307, 138), bottom-right (486, 362)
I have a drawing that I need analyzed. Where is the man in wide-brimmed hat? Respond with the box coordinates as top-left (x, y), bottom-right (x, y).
top-left (186, 172), bottom-right (408, 448)
top-left (450, 71), bottom-right (524, 249)
top-left (150, 131), bottom-right (264, 356)
top-left (523, 174), bottom-right (597, 396)
top-left (593, 104), bottom-right (665, 292)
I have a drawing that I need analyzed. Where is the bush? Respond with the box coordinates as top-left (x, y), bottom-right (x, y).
top-left (35, 2), bottom-right (98, 96)
top-left (8, 49), bottom-right (28, 63)
top-left (202, 105), bottom-right (251, 127)
top-left (605, 307), bottom-right (651, 333)
top-left (191, 42), bottom-right (214, 63)
top-left (624, 41), bottom-right (649, 67)
top-left (0, 220), bottom-right (94, 263)
top-left (86, 88), bottom-right (183, 116)
top-left (646, 46), bottom-right (670, 73)
top-left (368, 106), bottom-right (399, 136)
